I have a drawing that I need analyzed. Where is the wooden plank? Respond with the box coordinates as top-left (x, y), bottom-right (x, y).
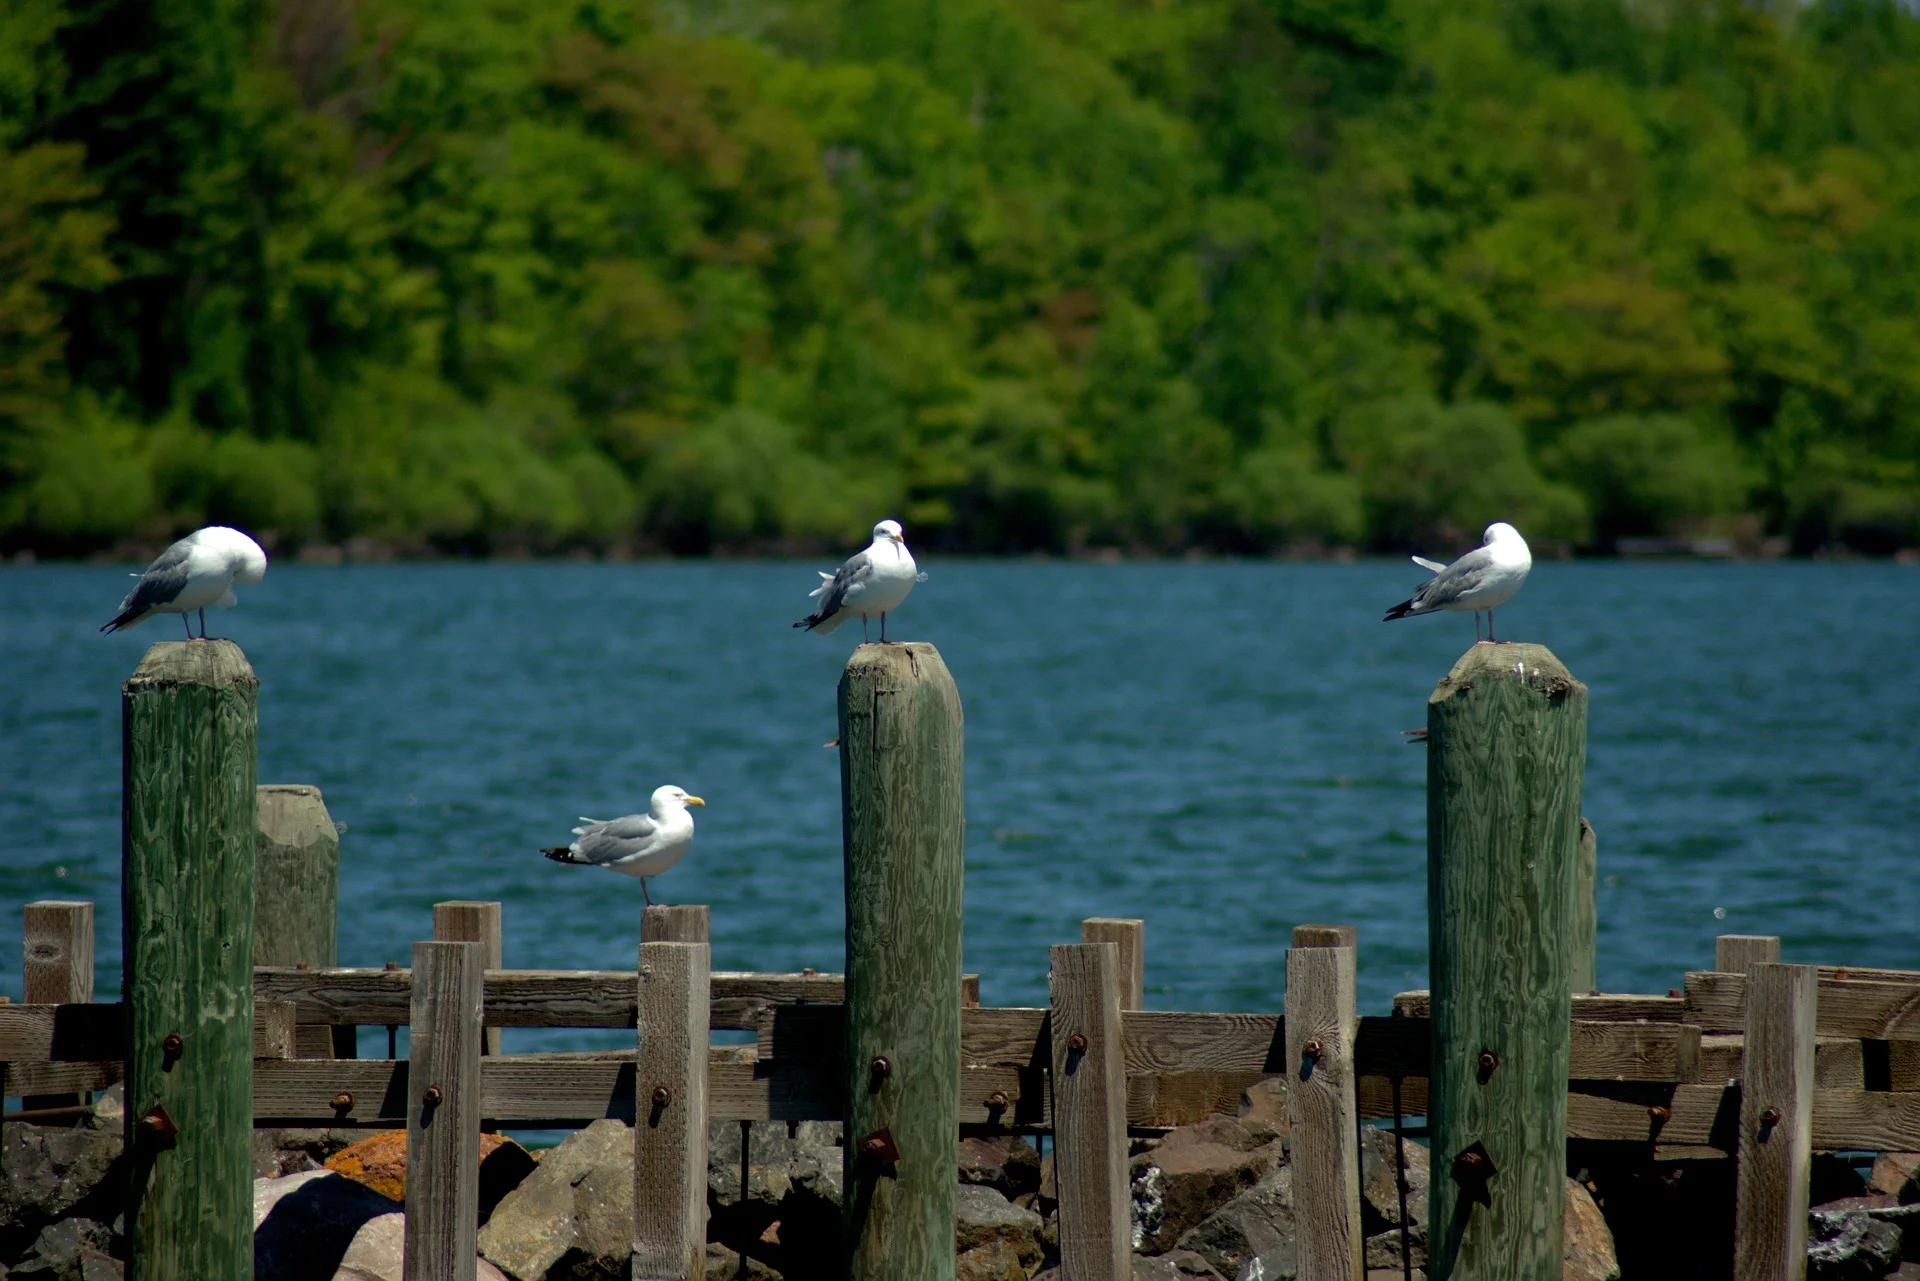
top-left (1734, 963), bottom-right (1817, 1281)
top-left (1392, 989), bottom-right (1683, 1023)
top-left (1357, 1075), bottom-right (1429, 1123)
top-left (0, 1003), bottom-right (123, 1061)
top-left (1082, 920), bottom-right (1145, 1010)
top-left (1570, 1021), bottom-right (1701, 1083)
top-left (1687, 971), bottom-right (1920, 1039)
top-left (433, 902), bottom-right (504, 1056)
top-left (1286, 944), bottom-right (1362, 1281)
top-left (8, 1061), bottom-right (121, 1096)
top-left (121, 640), bottom-right (260, 1281)
top-left (634, 941), bottom-right (709, 1281)
top-left (1812, 1089), bottom-right (1920, 1151)
top-left (642, 905), bottom-right (710, 945)
top-left (253, 1001), bottom-right (297, 1060)
top-left (1715, 935), bottom-right (1780, 975)
top-left (1573, 819), bottom-right (1597, 994)
top-left (1566, 1083), bottom-right (1737, 1147)
top-left (24, 902), bottom-right (94, 1005)
top-left (403, 941), bottom-right (484, 1281)
top-left (1051, 942), bottom-right (1129, 1281)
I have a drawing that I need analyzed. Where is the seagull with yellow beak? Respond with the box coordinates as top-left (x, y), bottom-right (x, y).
top-left (540, 785), bottom-right (704, 906)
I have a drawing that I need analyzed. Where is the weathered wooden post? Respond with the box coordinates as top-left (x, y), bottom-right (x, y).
top-left (1050, 942), bottom-right (1129, 1281)
top-left (1425, 643), bottom-right (1587, 1281)
top-left (1717, 935), bottom-right (1781, 976)
top-left (633, 938), bottom-right (711, 1280)
top-left (433, 901), bottom-right (503, 1055)
top-left (122, 640), bottom-right (258, 1281)
top-left (642, 904), bottom-right (711, 945)
top-left (403, 940), bottom-right (485, 1281)
top-left (1573, 819), bottom-right (1597, 994)
top-left (1080, 919), bottom-right (1145, 1010)
top-left (23, 900), bottom-right (95, 1110)
top-left (838, 643), bottom-right (965, 1281)
top-left (1733, 962), bottom-right (1816, 1280)
top-left (256, 784), bottom-right (346, 1057)
top-left (1286, 937), bottom-right (1363, 1281)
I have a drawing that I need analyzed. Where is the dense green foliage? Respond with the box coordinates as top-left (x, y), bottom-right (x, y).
top-left (3, 0), bottom-right (1917, 555)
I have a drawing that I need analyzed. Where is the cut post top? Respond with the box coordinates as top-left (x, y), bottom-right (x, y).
top-left (642, 904), bottom-right (711, 945)
top-left (840, 639), bottom-right (955, 686)
top-left (126, 638), bottom-right (257, 690)
top-left (1428, 641), bottom-right (1583, 707)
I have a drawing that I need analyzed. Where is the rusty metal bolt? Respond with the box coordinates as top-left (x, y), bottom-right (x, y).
top-left (332, 1091), bottom-right (355, 1110)
top-left (1760, 1106), bottom-right (1781, 1127)
top-left (869, 1055), bottom-right (891, 1079)
top-left (984, 1091), bottom-right (1008, 1109)
top-left (1649, 1105), bottom-right (1671, 1123)
top-left (422, 1085), bottom-right (444, 1107)
top-left (1478, 1051), bottom-right (1499, 1074)
top-left (136, 1104), bottom-right (177, 1138)
top-left (161, 1032), bottom-right (183, 1055)
top-left (652, 1085), bottom-right (673, 1107)
top-left (1668, 988), bottom-right (1682, 998)
top-left (1454, 1148), bottom-right (1488, 1174)
top-left (1302, 1038), bottom-right (1323, 1060)
top-left (385, 961), bottom-right (401, 971)
top-left (859, 1136), bottom-right (887, 1156)
top-left (1066, 1032), bottom-right (1088, 1053)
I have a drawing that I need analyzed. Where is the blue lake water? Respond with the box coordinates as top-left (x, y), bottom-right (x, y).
top-left (2, 558), bottom-right (1917, 1054)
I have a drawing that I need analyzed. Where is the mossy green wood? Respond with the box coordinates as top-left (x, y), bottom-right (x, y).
top-left (121, 640), bottom-right (259, 1281)
top-left (838, 643), bottom-right (965, 1281)
top-left (1425, 643), bottom-right (1587, 1281)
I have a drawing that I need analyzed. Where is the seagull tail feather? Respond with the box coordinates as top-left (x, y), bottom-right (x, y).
top-left (541, 847), bottom-right (581, 864)
top-left (99, 609), bottom-right (146, 634)
top-left (1383, 598), bottom-right (1418, 622)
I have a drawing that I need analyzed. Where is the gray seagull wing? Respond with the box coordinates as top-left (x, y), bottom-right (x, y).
top-left (1413, 545), bottom-right (1498, 609)
top-left (102, 541), bottom-right (194, 631)
top-left (567, 813), bottom-right (661, 866)
top-left (810, 548), bottom-right (874, 622)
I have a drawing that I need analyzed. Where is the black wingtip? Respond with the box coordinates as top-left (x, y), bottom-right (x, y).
top-left (100, 613), bottom-right (132, 634)
top-left (793, 616), bottom-right (818, 631)
top-left (1383, 599), bottom-right (1415, 621)
top-left (541, 847), bottom-right (574, 863)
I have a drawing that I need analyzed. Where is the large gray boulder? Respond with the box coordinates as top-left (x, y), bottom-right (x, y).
top-left (10, 1217), bottom-right (120, 1280)
top-left (1807, 1201), bottom-right (1917, 1281)
top-left (1131, 1116), bottom-right (1283, 1255)
top-left (1132, 1248), bottom-right (1226, 1279)
top-left (477, 1119), bottom-right (634, 1281)
top-left (1175, 1166), bottom-right (1296, 1281)
top-left (252, 1169), bottom-right (508, 1281)
top-left (959, 1136), bottom-right (1042, 1201)
top-left (0, 1118), bottom-right (124, 1263)
top-left (955, 1183), bottom-right (1045, 1280)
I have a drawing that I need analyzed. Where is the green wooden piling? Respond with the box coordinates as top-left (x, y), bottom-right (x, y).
top-left (838, 643), bottom-right (965, 1281)
top-left (1572, 818), bottom-right (1597, 995)
top-left (1425, 643), bottom-right (1587, 1281)
top-left (122, 640), bottom-right (258, 1281)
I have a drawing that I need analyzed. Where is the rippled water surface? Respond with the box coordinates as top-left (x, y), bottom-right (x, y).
top-left (2, 559), bottom-right (1916, 1049)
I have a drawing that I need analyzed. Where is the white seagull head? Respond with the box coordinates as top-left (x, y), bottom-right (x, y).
top-left (650, 785), bottom-right (705, 814)
top-left (871, 519), bottom-right (905, 545)
top-left (1482, 521), bottom-right (1524, 547)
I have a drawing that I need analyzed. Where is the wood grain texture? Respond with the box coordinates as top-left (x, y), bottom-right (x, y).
top-left (1393, 991), bottom-right (1682, 1022)
top-left (24, 902), bottom-right (93, 1004)
top-left (1050, 942), bottom-right (1129, 1281)
top-left (839, 643), bottom-right (964, 1281)
top-left (1292, 925), bottom-right (1358, 952)
top-left (1572, 820), bottom-right (1597, 994)
top-left (642, 905), bottom-right (711, 944)
top-left (1687, 971), bottom-right (1920, 1039)
top-left (1425, 642), bottom-right (1586, 1281)
top-left (121, 639), bottom-right (258, 1281)
top-left (1734, 963), bottom-right (1816, 1281)
top-left (634, 941), bottom-right (709, 1280)
top-left (254, 784), bottom-right (338, 972)
top-left (253, 1001), bottom-right (297, 1060)
top-left (1082, 919), bottom-right (1145, 1010)
top-left (433, 902), bottom-right (503, 1055)
top-left (1716, 936), bottom-right (1781, 976)
top-left (1286, 945), bottom-right (1363, 1281)
top-left (403, 941), bottom-right (484, 1281)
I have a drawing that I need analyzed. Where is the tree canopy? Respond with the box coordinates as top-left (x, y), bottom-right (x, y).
top-left (3, 0), bottom-right (1916, 556)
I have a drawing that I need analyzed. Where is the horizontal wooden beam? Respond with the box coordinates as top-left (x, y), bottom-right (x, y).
top-left (1685, 971), bottom-right (1920, 1038)
top-left (1392, 990), bottom-right (1685, 1022)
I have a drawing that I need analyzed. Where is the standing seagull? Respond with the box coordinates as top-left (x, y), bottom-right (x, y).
top-left (541, 785), bottom-right (704, 907)
top-left (793, 518), bottom-right (919, 644)
top-left (1383, 521), bottom-right (1532, 643)
top-left (100, 526), bottom-right (269, 640)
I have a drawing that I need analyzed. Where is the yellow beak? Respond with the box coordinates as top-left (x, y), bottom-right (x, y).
top-left (890, 534), bottom-right (904, 543)
top-left (684, 796), bottom-right (706, 807)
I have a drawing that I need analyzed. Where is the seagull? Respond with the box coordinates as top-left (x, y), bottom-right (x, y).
top-left (100, 526), bottom-right (269, 640)
top-left (1383, 521), bottom-right (1532, 643)
top-left (793, 518), bottom-right (920, 644)
top-left (540, 785), bottom-right (704, 906)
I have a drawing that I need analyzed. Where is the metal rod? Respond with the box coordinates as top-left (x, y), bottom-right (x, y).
top-left (1392, 1075), bottom-right (1411, 1281)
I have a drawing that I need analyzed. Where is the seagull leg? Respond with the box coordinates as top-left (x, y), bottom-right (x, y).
top-left (182, 613), bottom-right (194, 640)
top-left (198, 607), bottom-right (208, 639)
top-left (862, 617), bottom-right (870, 644)
top-left (642, 879), bottom-right (653, 907)
top-left (880, 612), bottom-right (888, 643)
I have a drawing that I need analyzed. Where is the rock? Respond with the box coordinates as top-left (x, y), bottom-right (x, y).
top-left (709, 1120), bottom-right (794, 1210)
top-left (1869, 1154), bottom-right (1920, 1202)
top-left (10, 1217), bottom-right (119, 1281)
top-left (1365, 1229), bottom-right (1422, 1271)
top-left (956, 1183), bottom-right (1045, 1281)
top-left (704, 1121), bottom-right (842, 1274)
top-left (1132, 1248), bottom-right (1225, 1279)
top-left (703, 1243), bottom-right (782, 1279)
top-left (1889, 1264), bottom-right (1920, 1281)
top-left (254, 1168), bottom-right (398, 1279)
top-left (476, 1119), bottom-right (633, 1281)
top-left (0, 1121), bottom-right (125, 1261)
top-left (1808, 1206), bottom-right (1904, 1281)
top-left (1130, 1117), bottom-right (1282, 1255)
top-left (1812, 1155), bottom-right (1871, 1208)
top-left (1358, 1127), bottom-right (1428, 1238)
top-left (321, 1131), bottom-right (533, 1225)
top-left (1236, 1080), bottom-right (1289, 1147)
top-left (960, 1136), bottom-right (1043, 1199)
top-left (1563, 1178), bottom-right (1619, 1281)
top-left (1175, 1166), bottom-right (1295, 1281)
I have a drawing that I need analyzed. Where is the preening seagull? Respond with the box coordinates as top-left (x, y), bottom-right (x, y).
top-left (100, 526), bottom-right (269, 640)
top-left (541, 785), bottom-right (704, 907)
top-left (793, 518), bottom-right (921, 644)
top-left (1383, 521), bottom-right (1532, 643)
